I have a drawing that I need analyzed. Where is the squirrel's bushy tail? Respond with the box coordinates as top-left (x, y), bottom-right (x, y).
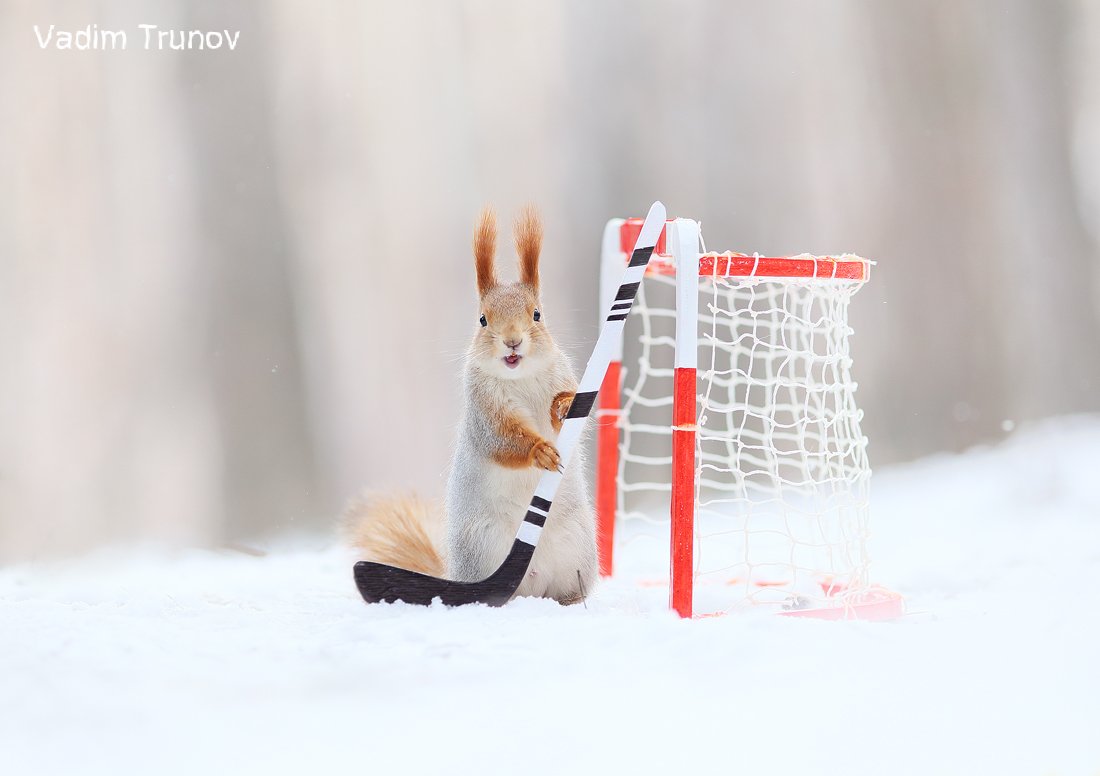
top-left (341, 492), bottom-right (445, 577)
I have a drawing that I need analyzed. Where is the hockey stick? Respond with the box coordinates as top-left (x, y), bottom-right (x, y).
top-left (354, 201), bottom-right (667, 606)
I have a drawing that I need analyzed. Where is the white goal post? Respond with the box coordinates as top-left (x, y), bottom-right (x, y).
top-left (594, 216), bottom-right (903, 619)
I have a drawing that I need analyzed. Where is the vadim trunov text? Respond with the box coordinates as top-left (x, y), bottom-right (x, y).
top-left (34, 24), bottom-right (241, 51)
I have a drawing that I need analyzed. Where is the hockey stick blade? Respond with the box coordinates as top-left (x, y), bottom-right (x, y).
top-left (354, 201), bottom-right (667, 607)
top-left (354, 540), bottom-right (533, 607)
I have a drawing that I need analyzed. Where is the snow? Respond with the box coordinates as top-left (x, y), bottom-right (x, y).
top-left (3, 417), bottom-right (1099, 775)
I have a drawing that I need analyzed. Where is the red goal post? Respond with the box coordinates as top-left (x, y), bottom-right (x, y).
top-left (596, 216), bottom-right (901, 620)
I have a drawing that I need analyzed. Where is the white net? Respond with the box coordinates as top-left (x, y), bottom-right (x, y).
top-left (614, 255), bottom-right (873, 614)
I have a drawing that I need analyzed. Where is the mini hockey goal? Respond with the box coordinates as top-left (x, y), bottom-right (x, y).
top-left (595, 216), bottom-right (902, 619)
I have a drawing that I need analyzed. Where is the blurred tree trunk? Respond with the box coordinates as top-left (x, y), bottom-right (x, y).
top-left (860, 0), bottom-right (1100, 460)
top-left (984, 0), bottom-right (1100, 419)
top-left (181, 2), bottom-right (320, 540)
top-left (0, 1), bottom-right (221, 560)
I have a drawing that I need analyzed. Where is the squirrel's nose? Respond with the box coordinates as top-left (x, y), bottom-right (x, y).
top-left (504, 338), bottom-right (522, 350)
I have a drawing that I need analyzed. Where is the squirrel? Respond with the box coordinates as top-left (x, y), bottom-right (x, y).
top-left (342, 206), bottom-right (598, 605)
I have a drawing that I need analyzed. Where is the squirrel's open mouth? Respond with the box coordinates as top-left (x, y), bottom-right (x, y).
top-left (503, 353), bottom-right (522, 369)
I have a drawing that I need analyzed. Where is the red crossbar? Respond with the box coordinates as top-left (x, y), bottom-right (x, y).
top-left (619, 218), bottom-right (868, 281)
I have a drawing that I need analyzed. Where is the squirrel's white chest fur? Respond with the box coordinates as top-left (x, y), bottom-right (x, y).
top-left (444, 362), bottom-right (597, 602)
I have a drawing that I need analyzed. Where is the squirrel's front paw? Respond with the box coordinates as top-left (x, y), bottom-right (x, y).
top-left (529, 439), bottom-right (562, 472)
top-left (550, 391), bottom-right (576, 431)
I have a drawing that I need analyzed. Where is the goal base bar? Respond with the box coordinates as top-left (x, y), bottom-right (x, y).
top-left (777, 586), bottom-right (905, 622)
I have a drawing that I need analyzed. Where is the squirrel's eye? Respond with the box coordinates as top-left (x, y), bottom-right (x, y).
top-left (479, 314), bottom-right (487, 327)
top-left (533, 309), bottom-right (541, 322)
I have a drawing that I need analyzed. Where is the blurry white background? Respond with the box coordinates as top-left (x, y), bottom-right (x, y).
top-left (2, 0), bottom-right (1098, 561)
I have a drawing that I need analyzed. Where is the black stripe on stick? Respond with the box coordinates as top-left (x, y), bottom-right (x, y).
top-left (606, 313), bottom-right (628, 322)
top-left (628, 246), bottom-right (654, 267)
top-left (524, 510), bottom-right (547, 527)
top-left (611, 301), bottom-right (632, 311)
top-left (615, 282), bottom-right (640, 301)
top-left (531, 496), bottom-right (552, 512)
top-left (565, 390), bottom-right (598, 419)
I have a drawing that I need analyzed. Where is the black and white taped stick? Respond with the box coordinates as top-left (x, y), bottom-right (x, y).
top-left (354, 201), bottom-right (667, 607)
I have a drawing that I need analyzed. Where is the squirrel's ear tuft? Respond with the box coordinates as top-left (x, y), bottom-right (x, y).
top-left (473, 206), bottom-right (497, 296)
top-left (514, 205), bottom-right (542, 291)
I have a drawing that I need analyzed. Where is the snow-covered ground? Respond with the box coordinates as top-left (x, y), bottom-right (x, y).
top-left (3, 417), bottom-right (1099, 775)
